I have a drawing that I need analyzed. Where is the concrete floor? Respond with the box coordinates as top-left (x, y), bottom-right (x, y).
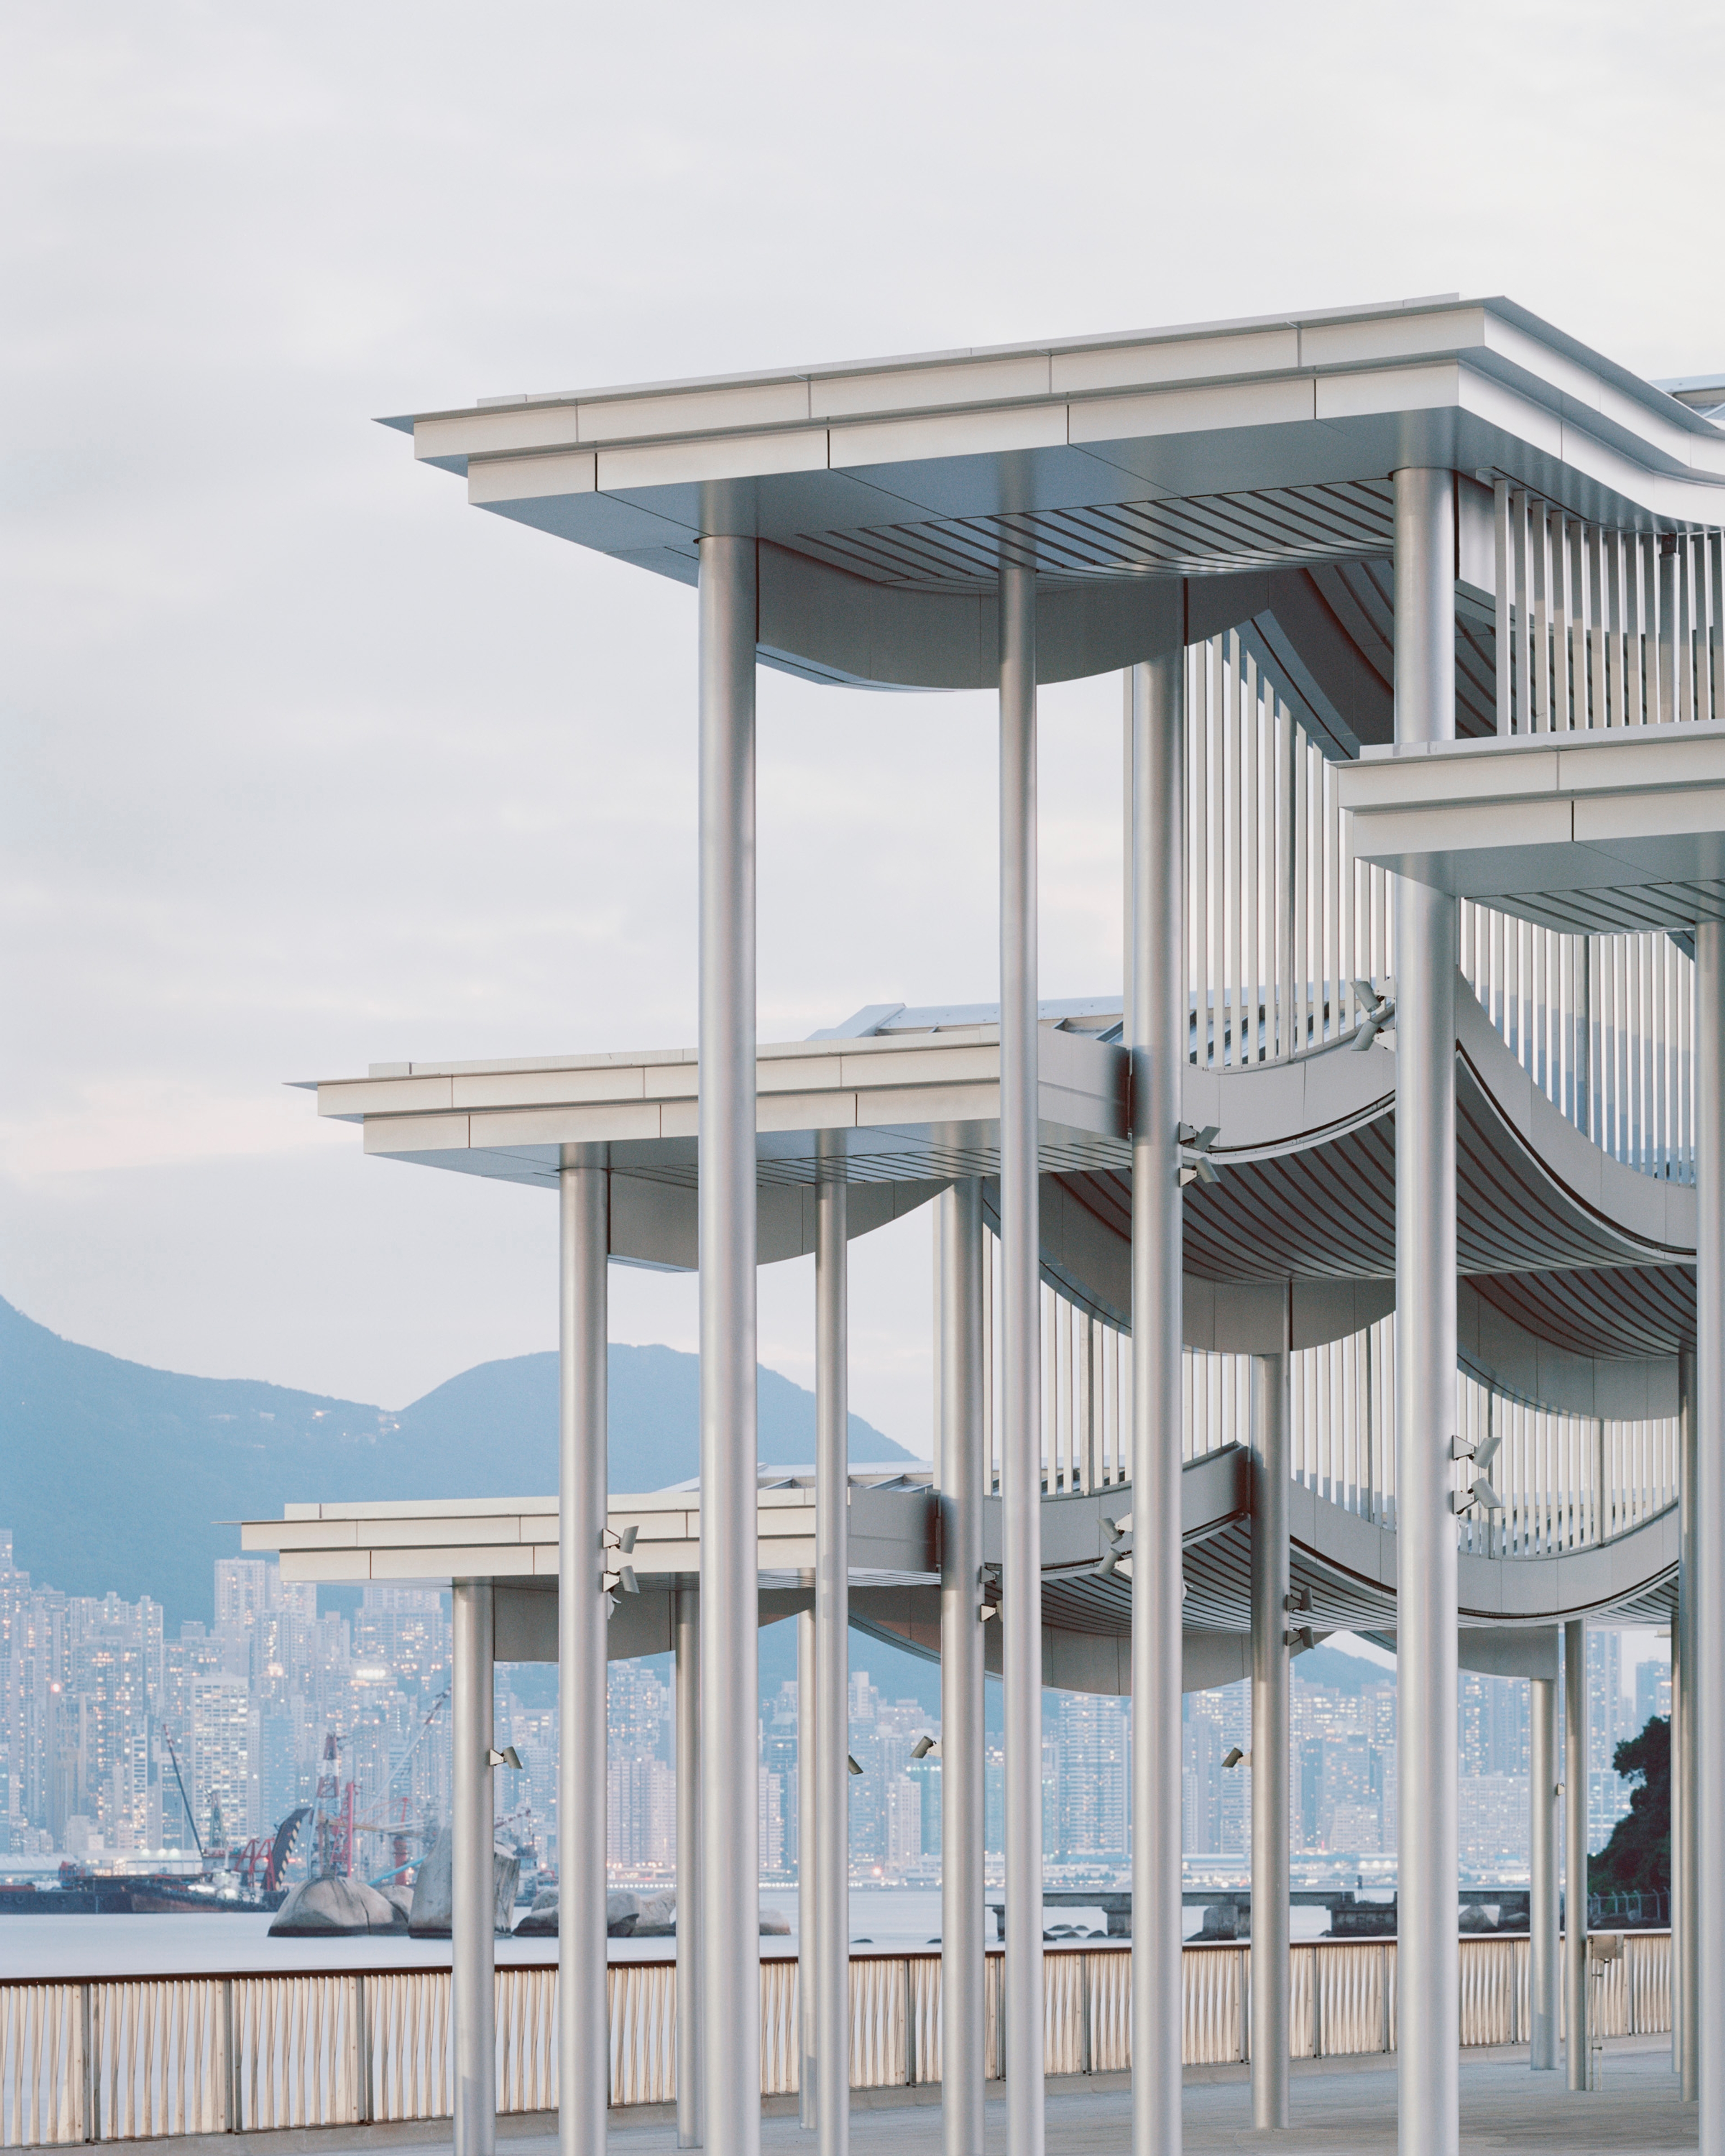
top-left (613, 2042), bottom-right (1695, 2156)
top-left (193, 2041), bottom-right (1695, 2156)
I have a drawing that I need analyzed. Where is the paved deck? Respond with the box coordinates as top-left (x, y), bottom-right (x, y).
top-left (183, 2042), bottom-right (1696, 2156)
top-left (645, 2041), bottom-right (1691, 2155)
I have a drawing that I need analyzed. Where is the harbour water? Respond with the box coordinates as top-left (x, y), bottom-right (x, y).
top-left (0, 1888), bottom-right (1339, 1979)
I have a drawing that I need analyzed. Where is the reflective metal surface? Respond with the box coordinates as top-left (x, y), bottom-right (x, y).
top-left (814, 1177), bottom-right (849, 2156)
top-left (1696, 922), bottom-right (1725, 2155)
top-left (558, 1164), bottom-right (608, 2156)
top-left (451, 1580), bottom-right (495, 2156)
top-left (1249, 1350), bottom-right (1290, 2129)
top-left (1129, 650), bottom-right (1185, 2156)
top-left (1564, 1618), bottom-right (1588, 2092)
top-left (1528, 1674), bottom-right (1558, 2071)
top-left (997, 558), bottom-right (1043, 2156)
top-left (697, 533), bottom-right (760, 2156)
top-left (936, 1183), bottom-right (985, 2156)
top-left (675, 1588), bottom-right (702, 2150)
top-left (1393, 467), bottom-right (1460, 2156)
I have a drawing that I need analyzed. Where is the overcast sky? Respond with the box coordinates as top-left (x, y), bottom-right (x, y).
top-left (4, 2), bottom-right (1723, 1457)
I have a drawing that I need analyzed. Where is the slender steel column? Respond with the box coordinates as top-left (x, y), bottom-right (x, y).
top-left (675, 1589), bottom-right (703, 2151)
top-left (559, 1162), bottom-right (609, 2156)
top-left (997, 558), bottom-right (1043, 2156)
top-left (452, 1580), bottom-right (495, 2156)
top-left (814, 1178), bottom-right (849, 2156)
top-left (1129, 649), bottom-right (1184, 2156)
top-left (1672, 1593), bottom-right (1685, 2085)
top-left (798, 1606), bottom-right (817, 2130)
top-left (1392, 466), bottom-right (1458, 2156)
top-left (1249, 1349), bottom-right (1290, 2131)
top-left (1697, 921), bottom-right (1725, 2152)
top-left (1564, 1619), bottom-right (1588, 2090)
top-left (937, 1181), bottom-right (986, 2156)
top-left (1678, 1342), bottom-right (1698, 2099)
top-left (697, 532), bottom-right (760, 2156)
top-left (1528, 1676), bottom-right (1558, 2070)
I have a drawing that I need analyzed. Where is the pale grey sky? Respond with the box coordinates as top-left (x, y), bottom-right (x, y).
top-left (3, 1), bottom-right (1722, 1455)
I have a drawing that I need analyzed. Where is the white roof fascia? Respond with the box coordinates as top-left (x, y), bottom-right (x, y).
top-left (398, 297), bottom-right (1725, 516)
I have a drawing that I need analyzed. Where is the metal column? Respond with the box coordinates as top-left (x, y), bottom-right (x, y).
top-left (1697, 920), bottom-right (1725, 2153)
top-left (937, 1181), bottom-right (986, 2156)
top-left (1250, 1349), bottom-right (1290, 2131)
top-left (559, 1162), bottom-right (609, 2156)
top-left (452, 1580), bottom-right (495, 2156)
top-left (1678, 1342), bottom-right (1698, 2100)
top-left (1528, 1676), bottom-right (1558, 2070)
top-left (1129, 649), bottom-right (1184, 2156)
top-left (997, 558), bottom-right (1043, 2156)
top-left (697, 531), bottom-right (760, 2156)
top-left (814, 1177), bottom-right (849, 2156)
top-left (1672, 1589), bottom-right (1685, 2085)
top-left (1391, 466), bottom-right (1458, 2156)
top-left (1564, 1620), bottom-right (1588, 2090)
top-left (798, 1607), bottom-right (816, 2130)
top-left (675, 1590), bottom-right (703, 2150)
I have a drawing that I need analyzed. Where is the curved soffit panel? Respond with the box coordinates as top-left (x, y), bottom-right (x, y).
top-left (1036, 985), bottom-right (1696, 1361)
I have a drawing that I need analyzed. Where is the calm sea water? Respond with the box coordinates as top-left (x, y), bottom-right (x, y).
top-left (0, 1888), bottom-right (1333, 1980)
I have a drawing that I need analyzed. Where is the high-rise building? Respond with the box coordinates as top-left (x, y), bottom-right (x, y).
top-left (1634, 1656), bottom-right (1672, 1732)
top-left (759, 1765), bottom-right (784, 1874)
top-left (761, 1681), bottom-right (799, 1865)
top-left (1057, 1693), bottom-right (1128, 1860)
top-left (1586, 1631), bottom-right (1631, 1848)
top-left (191, 1675), bottom-right (257, 1847)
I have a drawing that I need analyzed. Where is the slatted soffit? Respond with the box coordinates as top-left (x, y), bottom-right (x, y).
top-left (388, 294), bottom-right (1725, 714)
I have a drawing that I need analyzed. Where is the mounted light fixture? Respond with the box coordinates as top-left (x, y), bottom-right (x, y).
top-left (487, 1745), bottom-right (522, 1771)
top-left (1177, 1123), bottom-right (1221, 1188)
top-left (910, 1735), bottom-right (939, 1760)
top-left (1096, 1513), bottom-right (1132, 1578)
top-left (1449, 1430), bottom-right (1504, 1515)
top-left (1352, 978), bottom-right (1396, 1051)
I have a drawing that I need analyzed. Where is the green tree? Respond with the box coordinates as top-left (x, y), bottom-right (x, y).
top-left (1588, 1714), bottom-right (1669, 1897)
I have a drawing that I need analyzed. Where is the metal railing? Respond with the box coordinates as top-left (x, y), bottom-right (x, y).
top-left (1492, 488), bottom-right (1725, 736)
top-left (0, 1935), bottom-right (1674, 2143)
top-left (979, 1268), bottom-right (1258, 1496)
top-left (984, 1260), bottom-right (1676, 1559)
top-left (973, 634), bottom-right (1698, 1517)
top-left (1291, 1318), bottom-right (1678, 1552)
top-left (1452, 1378), bottom-right (1680, 1558)
top-left (1183, 629), bottom-right (1697, 1173)
top-left (1185, 631), bottom-right (1393, 1068)
top-left (1459, 905), bottom-right (1695, 1183)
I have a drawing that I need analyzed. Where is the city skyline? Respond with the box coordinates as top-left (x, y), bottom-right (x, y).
top-left (0, 1528), bottom-right (1654, 1893)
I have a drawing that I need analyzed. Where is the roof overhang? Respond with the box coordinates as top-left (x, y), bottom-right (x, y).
top-left (1339, 720), bottom-right (1725, 934)
top-left (312, 1021), bottom-right (1126, 1269)
top-left (389, 297), bottom-right (1725, 693)
top-left (242, 1476), bottom-right (938, 1591)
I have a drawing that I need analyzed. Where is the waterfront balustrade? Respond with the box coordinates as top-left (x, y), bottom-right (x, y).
top-left (0, 1933), bottom-right (1673, 2146)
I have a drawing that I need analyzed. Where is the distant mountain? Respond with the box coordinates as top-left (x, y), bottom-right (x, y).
top-left (1297, 1643), bottom-right (1394, 1691)
top-left (0, 1296), bottom-right (911, 1627)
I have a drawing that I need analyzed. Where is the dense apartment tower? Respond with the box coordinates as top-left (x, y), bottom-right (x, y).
top-left (1635, 1656), bottom-right (1672, 1731)
top-left (1058, 1692), bottom-right (1129, 1859)
top-left (1183, 1682), bottom-right (1250, 1856)
top-left (1586, 1631), bottom-right (1630, 1848)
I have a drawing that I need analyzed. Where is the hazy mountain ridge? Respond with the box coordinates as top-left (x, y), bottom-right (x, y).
top-left (0, 1295), bottom-right (910, 1625)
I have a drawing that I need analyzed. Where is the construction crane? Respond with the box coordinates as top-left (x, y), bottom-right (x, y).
top-left (357, 1686), bottom-right (451, 1887)
top-left (160, 1727), bottom-right (203, 1859)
